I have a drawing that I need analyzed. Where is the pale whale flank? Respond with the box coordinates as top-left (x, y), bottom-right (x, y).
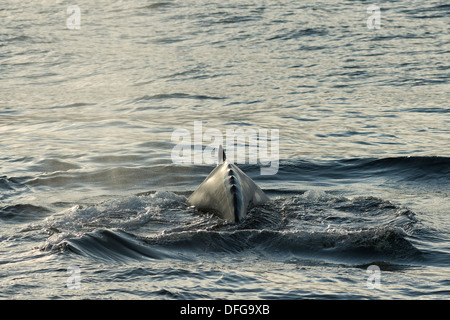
top-left (188, 145), bottom-right (269, 222)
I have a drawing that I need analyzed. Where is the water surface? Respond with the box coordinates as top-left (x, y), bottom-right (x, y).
top-left (1, 0), bottom-right (449, 299)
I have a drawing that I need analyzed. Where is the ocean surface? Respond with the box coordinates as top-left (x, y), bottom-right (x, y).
top-left (1, 0), bottom-right (449, 300)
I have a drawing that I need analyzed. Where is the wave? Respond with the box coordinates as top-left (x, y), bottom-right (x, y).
top-left (51, 225), bottom-right (422, 266)
top-left (39, 191), bottom-right (424, 267)
top-left (131, 93), bottom-right (227, 103)
top-left (65, 229), bottom-right (175, 262)
top-left (0, 176), bottom-right (33, 208)
top-left (138, 2), bottom-right (173, 10)
top-left (148, 224), bottom-right (422, 263)
top-left (267, 28), bottom-right (328, 41)
top-left (0, 204), bottom-right (51, 222)
top-left (352, 156), bottom-right (450, 174)
top-left (10, 155), bottom-right (449, 195)
top-left (275, 156), bottom-right (450, 183)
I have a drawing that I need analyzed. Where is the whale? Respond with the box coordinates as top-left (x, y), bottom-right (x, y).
top-left (188, 145), bottom-right (269, 222)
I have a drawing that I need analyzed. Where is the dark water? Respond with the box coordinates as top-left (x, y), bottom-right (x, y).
top-left (1, 0), bottom-right (449, 299)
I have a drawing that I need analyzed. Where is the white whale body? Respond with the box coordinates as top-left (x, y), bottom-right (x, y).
top-left (188, 145), bottom-right (269, 222)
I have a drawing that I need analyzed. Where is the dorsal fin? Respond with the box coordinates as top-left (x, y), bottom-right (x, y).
top-left (218, 145), bottom-right (226, 164)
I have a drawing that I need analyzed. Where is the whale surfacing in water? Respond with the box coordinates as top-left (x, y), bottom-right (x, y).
top-left (188, 145), bottom-right (269, 222)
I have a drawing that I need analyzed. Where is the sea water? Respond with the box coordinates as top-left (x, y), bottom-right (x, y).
top-left (0, 0), bottom-right (449, 299)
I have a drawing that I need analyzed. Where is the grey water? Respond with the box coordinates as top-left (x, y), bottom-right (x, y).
top-left (1, 0), bottom-right (449, 299)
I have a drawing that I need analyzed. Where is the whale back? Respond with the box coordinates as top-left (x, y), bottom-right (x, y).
top-left (187, 146), bottom-right (269, 222)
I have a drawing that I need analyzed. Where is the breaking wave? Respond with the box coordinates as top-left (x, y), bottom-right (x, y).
top-left (38, 190), bottom-right (424, 267)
